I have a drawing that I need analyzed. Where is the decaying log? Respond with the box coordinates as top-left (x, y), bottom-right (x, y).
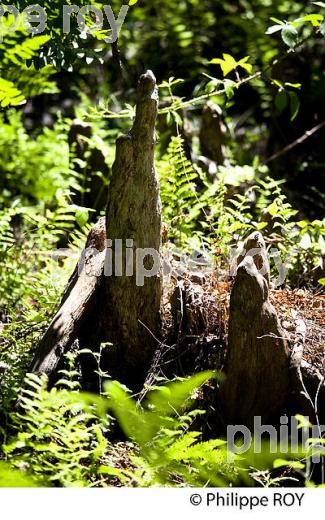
top-left (199, 101), bottom-right (226, 166)
top-left (220, 248), bottom-right (290, 426)
top-left (31, 218), bottom-right (106, 377)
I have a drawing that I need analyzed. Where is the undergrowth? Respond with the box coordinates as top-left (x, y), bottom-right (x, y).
top-left (1, 358), bottom-right (311, 488)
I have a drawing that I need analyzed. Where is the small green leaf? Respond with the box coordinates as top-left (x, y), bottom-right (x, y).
top-left (129, 0), bottom-right (138, 5)
top-left (284, 82), bottom-right (301, 89)
top-left (289, 91), bottom-right (300, 121)
top-left (266, 24), bottom-right (283, 35)
top-left (270, 17), bottom-right (285, 25)
top-left (73, 206), bottom-right (90, 227)
top-left (272, 79), bottom-right (283, 88)
top-left (273, 459), bottom-right (305, 470)
top-left (210, 54), bottom-right (252, 76)
top-left (296, 14), bottom-right (324, 27)
top-left (281, 25), bottom-right (299, 48)
top-left (318, 278), bottom-right (325, 285)
top-left (256, 222), bottom-right (268, 231)
top-left (296, 414), bottom-right (312, 429)
top-left (267, 201), bottom-right (279, 217)
top-left (211, 53), bottom-right (237, 76)
top-left (0, 77), bottom-right (26, 107)
top-left (238, 56), bottom-right (253, 74)
top-left (98, 466), bottom-right (123, 476)
top-left (275, 90), bottom-right (288, 113)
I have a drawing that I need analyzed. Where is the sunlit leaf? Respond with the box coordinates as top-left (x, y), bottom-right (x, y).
top-left (281, 25), bottom-right (299, 48)
top-left (295, 14), bottom-right (324, 26)
top-left (266, 24), bottom-right (283, 35)
top-left (289, 91), bottom-right (300, 121)
top-left (273, 459), bottom-right (305, 470)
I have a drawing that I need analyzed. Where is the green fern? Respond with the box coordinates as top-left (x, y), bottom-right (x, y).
top-left (158, 135), bottom-right (202, 244)
top-left (103, 372), bottom-right (239, 487)
top-left (0, 19), bottom-right (55, 106)
top-left (4, 368), bottom-right (108, 487)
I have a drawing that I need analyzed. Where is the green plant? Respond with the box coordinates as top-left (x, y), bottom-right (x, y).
top-left (1, 359), bottom-right (314, 488)
top-left (0, 17), bottom-right (56, 106)
top-left (3, 363), bottom-right (108, 487)
top-left (0, 461), bottom-right (41, 487)
top-left (102, 371), bottom-right (237, 486)
top-left (158, 135), bottom-right (203, 245)
top-left (0, 112), bottom-right (78, 205)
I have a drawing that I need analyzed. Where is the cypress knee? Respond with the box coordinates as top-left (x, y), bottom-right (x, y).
top-left (103, 70), bottom-right (162, 385)
top-left (220, 237), bottom-right (290, 426)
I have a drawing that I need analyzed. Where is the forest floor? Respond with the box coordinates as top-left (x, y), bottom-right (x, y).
top-left (162, 262), bottom-right (325, 374)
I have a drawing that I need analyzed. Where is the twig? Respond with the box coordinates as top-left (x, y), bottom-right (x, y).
top-left (265, 120), bottom-right (325, 164)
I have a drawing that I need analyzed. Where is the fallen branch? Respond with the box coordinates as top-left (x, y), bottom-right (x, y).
top-left (265, 120), bottom-right (325, 164)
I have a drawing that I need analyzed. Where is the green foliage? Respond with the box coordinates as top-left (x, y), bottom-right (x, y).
top-left (0, 112), bottom-right (78, 204)
top-left (1, 366), bottom-right (312, 488)
top-left (103, 372), bottom-right (238, 487)
top-left (210, 54), bottom-right (253, 77)
top-left (0, 113), bottom-right (93, 401)
top-left (1, 0), bottom-right (325, 492)
top-left (3, 366), bottom-right (108, 487)
top-left (0, 461), bottom-right (40, 487)
top-left (0, 77), bottom-right (25, 108)
top-left (266, 9), bottom-right (325, 48)
top-left (158, 135), bottom-right (203, 244)
top-left (3, 1), bottom-right (128, 70)
top-left (2, 368), bottom-right (237, 488)
top-left (0, 17), bottom-right (56, 105)
top-left (3, 369), bottom-right (223, 487)
top-left (158, 133), bottom-right (324, 282)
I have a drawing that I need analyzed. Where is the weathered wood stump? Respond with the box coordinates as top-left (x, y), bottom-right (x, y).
top-left (31, 71), bottom-right (162, 389)
top-left (102, 70), bottom-right (162, 383)
top-left (220, 235), bottom-right (290, 426)
top-left (199, 101), bottom-right (226, 166)
top-left (236, 231), bottom-right (270, 285)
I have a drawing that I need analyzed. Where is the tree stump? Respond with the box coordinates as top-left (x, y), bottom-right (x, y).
top-left (102, 70), bottom-right (162, 384)
top-left (30, 71), bottom-right (162, 389)
top-left (220, 244), bottom-right (290, 426)
top-left (199, 101), bottom-right (226, 166)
